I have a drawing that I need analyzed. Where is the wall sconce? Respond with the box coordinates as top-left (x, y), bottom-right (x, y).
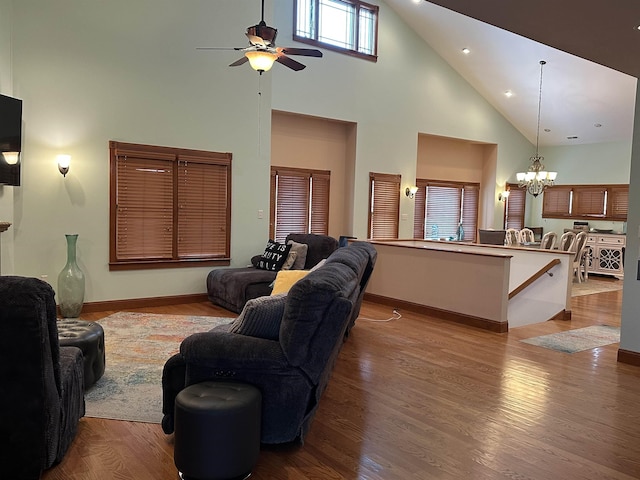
top-left (498, 190), bottom-right (510, 202)
top-left (405, 186), bottom-right (418, 199)
top-left (2, 152), bottom-right (20, 165)
top-left (57, 154), bottom-right (71, 177)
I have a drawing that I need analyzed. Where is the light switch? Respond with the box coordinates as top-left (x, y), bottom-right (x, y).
top-left (401, 213), bottom-right (408, 221)
top-left (258, 209), bottom-right (264, 219)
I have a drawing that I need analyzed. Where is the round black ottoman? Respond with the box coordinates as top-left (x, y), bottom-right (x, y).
top-left (174, 381), bottom-right (262, 480)
top-left (57, 319), bottom-right (105, 389)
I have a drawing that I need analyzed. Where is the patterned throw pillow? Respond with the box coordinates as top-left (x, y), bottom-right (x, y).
top-left (255, 240), bottom-right (292, 271)
top-left (228, 293), bottom-right (287, 340)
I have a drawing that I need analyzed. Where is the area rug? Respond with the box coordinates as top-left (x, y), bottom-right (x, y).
top-left (571, 278), bottom-right (623, 297)
top-left (520, 325), bottom-right (620, 354)
top-left (84, 311), bottom-right (234, 423)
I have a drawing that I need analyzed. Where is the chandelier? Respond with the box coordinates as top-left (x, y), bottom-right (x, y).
top-left (516, 60), bottom-right (557, 197)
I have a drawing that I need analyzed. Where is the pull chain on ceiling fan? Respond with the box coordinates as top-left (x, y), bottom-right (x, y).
top-left (197, 0), bottom-right (323, 73)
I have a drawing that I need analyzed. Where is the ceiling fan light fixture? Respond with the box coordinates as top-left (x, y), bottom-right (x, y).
top-left (245, 50), bottom-right (277, 72)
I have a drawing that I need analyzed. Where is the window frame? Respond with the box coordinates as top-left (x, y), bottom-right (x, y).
top-left (269, 166), bottom-right (330, 243)
top-left (293, 0), bottom-right (379, 62)
top-left (542, 184), bottom-right (629, 221)
top-left (109, 141), bottom-right (232, 271)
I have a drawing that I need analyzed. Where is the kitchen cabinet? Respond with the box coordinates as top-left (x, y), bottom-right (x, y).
top-left (585, 233), bottom-right (625, 277)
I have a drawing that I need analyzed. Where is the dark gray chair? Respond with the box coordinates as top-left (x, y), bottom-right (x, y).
top-left (0, 276), bottom-right (85, 480)
top-left (478, 229), bottom-right (506, 245)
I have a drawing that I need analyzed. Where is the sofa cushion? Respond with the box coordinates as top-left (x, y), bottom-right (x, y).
top-left (256, 240), bottom-right (292, 271)
top-left (286, 234), bottom-right (338, 269)
top-left (271, 270), bottom-right (310, 295)
top-left (286, 240), bottom-right (308, 270)
top-left (228, 293), bottom-right (287, 340)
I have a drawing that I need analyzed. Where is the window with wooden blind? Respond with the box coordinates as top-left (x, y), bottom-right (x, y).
top-left (109, 141), bottom-right (231, 270)
top-left (504, 183), bottom-right (526, 230)
top-left (542, 184), bottom-right (628, 220)
top-left (269, 167), bottom-right (330, 243)
top-left (368, 172), bottom-right (400, 239)
top-left (413, 180), bottom-right (479, 242)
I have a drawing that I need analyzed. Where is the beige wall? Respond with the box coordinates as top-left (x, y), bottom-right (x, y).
top-left (417, 134), bottom-right (488, 182)
top-left (416, 133), bottom-right (499, 230)
top-left (271, 111), bottom-right (355, 239)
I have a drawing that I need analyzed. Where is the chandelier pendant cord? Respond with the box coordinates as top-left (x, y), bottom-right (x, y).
top-left (535, 60), bottom-right (545, 157)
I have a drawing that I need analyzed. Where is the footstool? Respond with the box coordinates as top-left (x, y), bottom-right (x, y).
top-left (174, 381), bottom-right (262, 480)
top-left (57, 319), bottom-right (105, 389)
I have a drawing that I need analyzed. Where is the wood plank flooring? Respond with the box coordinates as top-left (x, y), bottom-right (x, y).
top-left (42, 286), bottom-right (640, 480)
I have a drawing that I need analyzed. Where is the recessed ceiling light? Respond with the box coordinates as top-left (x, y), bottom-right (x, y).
top-left (461, 48), bottom-right (470, 55)
top-left (412, 0), bottom-right (422, 4)
top-left (594, 123), bottom-right (602, 128)
top-left (504, 90), bottom-right (513, 97)
top-left (567, 136), bottom-right (579, 140)
top-left (544, 128), bottom-right (551, 132)
top-left (636, 25), bottom-right (640, 31)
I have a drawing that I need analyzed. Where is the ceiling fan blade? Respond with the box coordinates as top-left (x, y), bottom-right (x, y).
top-left (229, 56), bottom-right (249, 67)
top-left (275, 54), bottom-right (306, 71)
top-left (197, 47), bottom-right (246, 51)
top-left (246, 33), bottom-right (267, 48)
top-left (278, 47), bottom-right (323, 58)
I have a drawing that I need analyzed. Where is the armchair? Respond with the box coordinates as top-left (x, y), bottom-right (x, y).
top-left (0, 276), bottom-right (85, 479)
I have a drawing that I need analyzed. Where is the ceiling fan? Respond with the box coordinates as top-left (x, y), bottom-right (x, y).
top-left (197, 0), bottom-right (323, 73)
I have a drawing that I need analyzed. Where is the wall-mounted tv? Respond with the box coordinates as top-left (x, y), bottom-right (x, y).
top-left (0, 93), bottom-right (22, 186)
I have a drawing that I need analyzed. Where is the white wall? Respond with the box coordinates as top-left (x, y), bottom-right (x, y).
top-left (7, 0), bottom-right (270, 300)
top-left (621, 84), bottom-right (640, 354)
top-left (0, 0), bottom-right (16, 274)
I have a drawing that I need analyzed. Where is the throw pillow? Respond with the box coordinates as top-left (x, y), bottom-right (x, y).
top-left (255, 240), bottom-right (292, 271)
top-left (286, 240), bottom-right (309, 270)
top-left (271, 269), bottom-right (310, 296)
top-left (280, 251), bottom-right (297, 271)
top-left (228, 293), bottom-right (287, 340)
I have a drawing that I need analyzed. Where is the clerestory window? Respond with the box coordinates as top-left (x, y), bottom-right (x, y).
top-left (294, 0), bottom-right (378, 61)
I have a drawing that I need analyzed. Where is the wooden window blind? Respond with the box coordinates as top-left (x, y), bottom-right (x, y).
top-left (504, 183), bottom-right (526, 230)
top-left (109, 141), bottom-right (231, 270)
top-left (543, 184), bottom-right (628, 220)
top-left (413, 181), bottom-right (427, 239)
top-left (573, 187), bottom-right (606, 216)
top-left (177, 155), bottom-right (230, 258)
top-left (269, 167), bottom-right (330, 243)
top-left (608, 185), bottom-right (629, 219)
top-left (542, 186), bottom-right (572, 218)
top-left (460, 184), bottom-right (479, 242)
top-left (368, 172), bottom-right (400, 239)
top-left (417, 179), bottom-right (479, 242)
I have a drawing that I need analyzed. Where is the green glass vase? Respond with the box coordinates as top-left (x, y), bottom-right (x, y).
top-left (57, 234), bottom-right (85, 318)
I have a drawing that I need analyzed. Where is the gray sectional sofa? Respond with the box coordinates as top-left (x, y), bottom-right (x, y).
top-left (206, 233), bottom-right (339, 313)
top-left (162, 241), bottom-right (377, 444)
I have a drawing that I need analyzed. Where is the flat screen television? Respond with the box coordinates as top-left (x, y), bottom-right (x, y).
top-left (0, 93), bottom-right (22, 186)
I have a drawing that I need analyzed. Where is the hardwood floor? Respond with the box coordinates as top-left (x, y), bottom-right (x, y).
top-left (42, 288), bottom-right (640, 480)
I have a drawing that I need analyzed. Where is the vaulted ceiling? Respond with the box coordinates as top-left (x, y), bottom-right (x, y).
top-left (384, 0), bottom-right (639, 147)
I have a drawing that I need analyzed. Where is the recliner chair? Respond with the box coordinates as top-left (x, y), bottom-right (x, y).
top-left (0, 276), bottom-right (85, 480)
